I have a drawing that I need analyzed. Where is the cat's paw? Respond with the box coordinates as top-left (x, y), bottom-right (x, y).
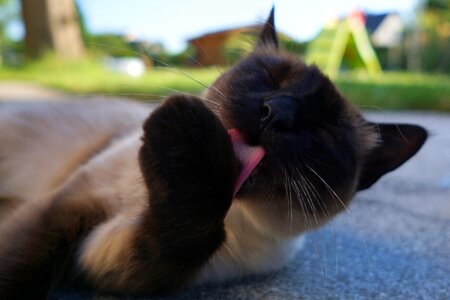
top-left (140, 94), bottom-right (238, 219)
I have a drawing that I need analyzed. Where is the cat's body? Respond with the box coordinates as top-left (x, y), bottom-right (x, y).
top-left (0, 99), bottom-right (305, 293)
top-left (0, 10), bottom-right (427, 299)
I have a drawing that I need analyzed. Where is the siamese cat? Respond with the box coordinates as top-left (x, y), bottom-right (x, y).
top-left (0, 9), bottom-right (427, 299)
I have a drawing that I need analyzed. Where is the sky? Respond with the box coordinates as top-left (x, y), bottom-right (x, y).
top-left (9, 0), bottom-right (420, 53)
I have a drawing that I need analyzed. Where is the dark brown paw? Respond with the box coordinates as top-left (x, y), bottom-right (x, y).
top-left (140, 94), bottom-right (238, 220)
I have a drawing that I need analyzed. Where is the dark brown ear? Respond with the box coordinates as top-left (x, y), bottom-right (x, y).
top-left (256, 7), bottom-right (279, 49)
top-left (357, 123), bottom-right (427, 190)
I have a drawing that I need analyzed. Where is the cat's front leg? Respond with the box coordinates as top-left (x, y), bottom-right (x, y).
top-left (136, 94), bottom-right (238, 291)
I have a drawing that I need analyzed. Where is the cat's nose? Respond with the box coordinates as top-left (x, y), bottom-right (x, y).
top-left (261, 97), bottom-right (296, 132)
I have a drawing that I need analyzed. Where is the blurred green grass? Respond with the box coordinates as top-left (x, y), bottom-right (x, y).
top-left (0, 57), bottom-right (220, 100)
top-left (1, 57), bottom-right (449, 111)
top-left (337, 72), bottom-right (450, 111)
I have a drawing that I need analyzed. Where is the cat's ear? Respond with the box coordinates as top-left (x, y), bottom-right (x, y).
top-left (357, 123), bottom-right (427, 190)
top-left (256, 7), bottom-right (279, 49)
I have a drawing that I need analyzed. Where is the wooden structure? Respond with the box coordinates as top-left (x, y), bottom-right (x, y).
top-left (188, 27), bottom-right (255, 66)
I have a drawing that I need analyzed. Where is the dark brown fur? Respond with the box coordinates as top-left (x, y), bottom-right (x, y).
top-left (0, 178), bottom-right (108, 299)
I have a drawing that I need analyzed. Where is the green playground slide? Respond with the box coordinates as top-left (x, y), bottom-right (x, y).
top-left (306, 19), bottom-right (382, 77)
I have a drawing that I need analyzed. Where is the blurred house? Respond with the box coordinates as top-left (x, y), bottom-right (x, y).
top-left (366, 13), bottom-right (403, 48)
top-left (188, 26), bottom-right (256, 66)
top-left (365, 13), bottom-right (404, 69)
top-left (188, 26), bottom-right (300, 67)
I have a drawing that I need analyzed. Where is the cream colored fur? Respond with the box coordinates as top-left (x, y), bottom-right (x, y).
top-left (0, 100), bottom-right (306, 287)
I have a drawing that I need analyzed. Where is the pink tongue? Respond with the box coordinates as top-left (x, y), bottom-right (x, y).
top-left (228, 129), bottom-right (266, 197)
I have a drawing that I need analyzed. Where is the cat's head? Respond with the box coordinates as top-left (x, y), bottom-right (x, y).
top-left (203, 8), bottom-right (427, 235)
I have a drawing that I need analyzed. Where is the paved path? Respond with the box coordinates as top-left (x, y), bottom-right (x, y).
top-left (1, 83), bottom-right (448, 299)
top-left (0, 81), bottom-right (71, 101)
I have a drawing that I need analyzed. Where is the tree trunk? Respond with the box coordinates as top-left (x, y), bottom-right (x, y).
top-left (21, 0), bottom-right (85, 59)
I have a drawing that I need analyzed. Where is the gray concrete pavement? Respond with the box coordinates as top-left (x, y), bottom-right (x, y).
top-left (0, 81), bottom-right (70, 101)
top-left (0, 84), bottom-right (447, 299)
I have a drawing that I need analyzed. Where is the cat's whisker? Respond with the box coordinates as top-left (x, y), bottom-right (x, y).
top-left (185, 44), bottom-right (225, 76)
top-left (297, 176), bottom-right (320, 227)
top-left (312, 240), bottom-right (327, 279)
top-left (293, 180), bottom-right (313, 231)
top-left (301, 171), bottom-right (327, 217)
top-left (145, 59), bottom-right (228, 101)
top-left (200, 103), bottom-right (221, 115)
top-left (104, 83), bottom-right (187, 100)
top-left (158, 86), bottom-right (189, 95)
top-left (154, 66), bottom-right (226, 98)
top-left (200, 97), bottom-right (222, 108)
top-left (282, 172), bottom-right (289, 227)
top-left (290, 178), bottom-right (308, 215)
top-left (297, 176), bottom-right (314, 211)
top-left (304, 166), bottom-right (374, 269)
top-left (153, 66), bottom-right (228, 101)
top-left (266, 176), bottom-right (278, 205)
top-left (156, 88), bottom-right (221, 111)
top-left (394, 123), bottom-right (409, 142)
top-left (86, 80), bottom-right (188, 100)
top-left (305, 164), bottom-right (352, 217)
top-left (293, 167), bottom-right (323, 227)
top-left (86, 92), bottom-right (167, 100)
top-left (87, 42), bottom-right (228, 102)
top-left (204, 106), bottom-right (220, 113)
top-left (286, 171), bottom-right (294, 235)
top-left (295, 167), bottom-right (320, 199)
top-left (357, 105), bottom-right (386, 112)
top-left (287, 169), bottom-right (311, 231)
top-left (283, 169), bottom-right (295, 235)
top-left (302, 175), bottom-right (321, 204)
top-left (206, 108), bottom-right (221, 116)
top-left (304, 154), bottom-right (337, 171)
top-left (86, 42), bottom-right (151, 60)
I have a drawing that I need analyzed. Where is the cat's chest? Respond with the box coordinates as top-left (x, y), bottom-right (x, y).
top-left (195, 204), bottom-right (306, 284)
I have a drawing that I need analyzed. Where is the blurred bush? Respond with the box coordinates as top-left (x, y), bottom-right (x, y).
top-left (419, 0), bottom-right (450, 72)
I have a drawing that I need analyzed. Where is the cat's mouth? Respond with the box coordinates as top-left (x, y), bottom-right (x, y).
top-left (228, 129), bottom-right (265, 196)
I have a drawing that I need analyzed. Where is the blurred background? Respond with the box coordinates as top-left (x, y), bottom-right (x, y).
top-left (0, 0), bottom-right (449, 110)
